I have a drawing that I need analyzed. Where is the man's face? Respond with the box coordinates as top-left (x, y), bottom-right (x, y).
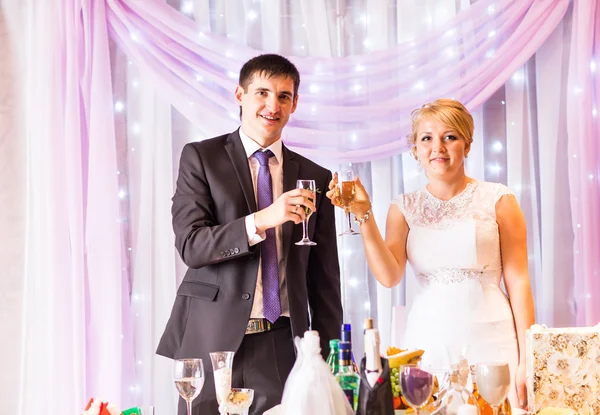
top-left (235, 72), bottom-right (298, 146)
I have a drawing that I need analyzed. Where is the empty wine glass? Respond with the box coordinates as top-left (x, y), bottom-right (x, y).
top-left (174, 358), bottom-right (205, 415)
top-left (446, 343), bottom-right (470, 386)
top-left (295, 179), bottom-right (317, 246)
top-left (224, 388), bottom-right (255, 415)
top-left (210, 351), bottom-right (235, 415)
top-left (475, 362), bottom-right (511, 415)
top-left (336, 168), bottom-right (359, 236)
top-left (399, 365), bottom-right (434, 415)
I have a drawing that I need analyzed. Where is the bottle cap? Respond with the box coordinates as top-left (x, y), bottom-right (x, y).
top-left (329, 339), bottom-right (340, 349)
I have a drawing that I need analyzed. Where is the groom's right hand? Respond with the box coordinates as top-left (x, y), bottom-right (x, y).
top-left (254, 188), bottom-right (316, 234)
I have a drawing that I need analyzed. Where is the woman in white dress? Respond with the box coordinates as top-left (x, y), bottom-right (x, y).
top-left (326, 99), bottom-right (535, 408)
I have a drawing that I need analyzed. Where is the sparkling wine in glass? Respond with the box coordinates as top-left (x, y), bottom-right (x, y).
top-left (224, 388), bottom-right (255, 415)
top-left (174, 358), bottom-right (205, 415)
top-left (210, 351), bottom-right (235, 415)
top-left (336, 168), bottom-right (360, 236)
top-left (295, 179), bottom-right (317, 246)
top-left (399, 366), bottom-right (434, 415)
top-left (475, 362), bottom-right (511, 415)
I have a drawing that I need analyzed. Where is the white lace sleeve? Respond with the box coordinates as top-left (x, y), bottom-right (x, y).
top-left (493, 183), bottom-right (515, 206)
top-left (391, 194), bottom-right (405, 215)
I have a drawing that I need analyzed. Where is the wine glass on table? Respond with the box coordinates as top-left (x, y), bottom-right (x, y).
top-left (399, 365), bottom-right (434, 415)
top-left (336, 168), bottom-right (360, 236)
top-left (174, 358), bottom-right (205, 415)
top-left (210, 351), bottom-right (235, 415)
top-left (295, 179), bottom-right (317, 246)
top-left (475, 362), bottom-right (511, 415)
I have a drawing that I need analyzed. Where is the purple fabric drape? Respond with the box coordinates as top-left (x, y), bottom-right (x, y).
top-left (105, 0), bottom-right (569, 162)
top-left (567, 0), bottom-right (600, 326)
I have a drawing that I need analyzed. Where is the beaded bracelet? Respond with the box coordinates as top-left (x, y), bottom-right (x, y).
top-left (354, 209), bottom-right (373, 225)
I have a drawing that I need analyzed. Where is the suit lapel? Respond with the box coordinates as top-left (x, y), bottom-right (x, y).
top-left (282, 145), bottom-right (299, 259)
top-left (224, 131), bottom-right (257, 213)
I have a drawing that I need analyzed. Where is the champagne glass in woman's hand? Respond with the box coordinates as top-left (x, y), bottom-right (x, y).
top-left (174, 359), bottom-right (205, 415)
top-left (326, 168), bottom-right (371, 236)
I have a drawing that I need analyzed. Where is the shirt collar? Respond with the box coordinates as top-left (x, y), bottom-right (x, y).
top-left (238, 127), bottom-right (283, 163)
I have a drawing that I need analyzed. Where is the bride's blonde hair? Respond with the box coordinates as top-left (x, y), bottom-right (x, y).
top-left (408, 99), bottom-right (474, 160)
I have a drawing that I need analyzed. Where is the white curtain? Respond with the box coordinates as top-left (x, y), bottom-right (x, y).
top-left (2, 0), bottom-right (584, 413)
top-left (118, 0), bottom-right (578, 410)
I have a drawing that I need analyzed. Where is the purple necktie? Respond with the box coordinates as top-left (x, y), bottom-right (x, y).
top-left (254, 150), bottom-right (281, 323)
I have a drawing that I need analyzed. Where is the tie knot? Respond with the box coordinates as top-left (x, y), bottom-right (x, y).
top-left (254, 150), bottom-right (275, 166)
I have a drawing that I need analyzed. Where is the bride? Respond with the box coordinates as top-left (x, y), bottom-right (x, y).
top-left (326, 99), bottom-right (535, 409)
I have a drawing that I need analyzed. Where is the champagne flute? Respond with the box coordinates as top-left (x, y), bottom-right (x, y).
top-left (174, 358), bottom-right (205, 415)
top-left (295, 179), bottom-right (317, 246)
top-left (475, 362), bottom-right (511, 415)
top-left (336, 168), bottom-right (360, 236)
top-left (210, 351), bottom-right (235, 415)
top-left (399, 365), bottom-right (434, 415)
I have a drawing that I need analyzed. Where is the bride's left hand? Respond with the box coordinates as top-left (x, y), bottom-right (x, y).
top-left (516, 362), bottom-right (527, 409)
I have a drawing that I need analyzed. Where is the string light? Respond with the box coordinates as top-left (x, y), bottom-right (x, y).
top-left (227, 71), bottom-right (238, 79)
top-left (130, 32), bottom-right (140, 42)
top-left (593, 108), bottom-right (597, 117)
top-left (247, 10), bottom-right (257, 20)
top-left (131, 123), bottom-right (141, 134)
top-left (118, 190), bottom-right (127, 199)
top-left (352, 84), bottom-right (362, 92)
top-left (413, 81), bottom-right (425, 90)
top-left (309, 84), bottom-right (320, 93)
top-left (492, 141), bottom-right (503, 152)
top-left (114, 101), bottom-right (125, 112)
top-left (132, 80), bottom-right (139, 88)
top-left (349, 278), bottom-right (359, 287)
top-left (444, 29), bottom-right (456, 37)
top-left (488, 30), bottom-right (496, 38)
top-left (181, 1), bottom-right (193, 14)
top-left (486, 50), bottom-right (495, 59)
top-left (355, 65), bottom-right (366, 72)
top-left (574, 87), bottom-right (583, 94)
top-left (591, 59), bottom-right (596, 73)
top-left (364, 301), bottom-right (370, 310)
top-left (488, 163), bottom-right (501, 174)
top-left (117, 170), bottom-right (120, 175)
top-left (501, 100), bottom-right (505, 105)
top-left (589, 174), bottom-right (594, 180)
top-left (487, 4), bottom-right (496, 15)
top-left (195, 74), bottom-right (203, 82)
top-left (511, 71), bottom-right (524, 83)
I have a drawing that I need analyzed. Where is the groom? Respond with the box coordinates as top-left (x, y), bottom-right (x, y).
top-left (157, 54), bottom-right (343, 415)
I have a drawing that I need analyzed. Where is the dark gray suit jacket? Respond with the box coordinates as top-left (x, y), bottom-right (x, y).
top-left (157, 130), bottom-right (343, 362)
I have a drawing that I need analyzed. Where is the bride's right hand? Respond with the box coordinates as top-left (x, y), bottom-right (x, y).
top-left (326, 173), bottom-right (372, 216)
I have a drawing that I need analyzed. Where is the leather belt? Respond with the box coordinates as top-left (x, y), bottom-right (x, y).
top-left (245, 317), bottom-right (290, 335)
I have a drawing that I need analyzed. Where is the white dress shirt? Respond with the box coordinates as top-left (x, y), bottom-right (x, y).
top-left (239, 128), bottom-right (290, 319)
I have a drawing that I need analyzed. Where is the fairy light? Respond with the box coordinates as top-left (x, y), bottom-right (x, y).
top-left (114, 101), bottom-right (125, 112)
top-left (488, 30), bottom-right (496, 38)
top-left (591, 59), bottom-right (596, 73)
top-left (181, 1), bottom-right (193, 14)
top-left (487, 4), bottom-right (496, 15)
top-left (492, 141), bottom-right (503, 152)
top-left (309, 84), bottom-right (320, 94)
top-left (511, 71), bottom-right (524, 83)
top-left (486, 50), bottom-right (495, 59)
top-left (131, 123), bottom-right (141, 134)
top-left (355, 65), bottom-right (366, 72)
top-left (349, 278), bottom-right (359, 287)
top-left (247, 10), bottom-right (257, 20)
top-left (413, 81), bottom-right (425, 90)
top-left (593, 108), bottom-right (597, 117)
top-left (364, 301), bottom-right (370, 310)
top-left (118, 190), bottom-right (127, 199)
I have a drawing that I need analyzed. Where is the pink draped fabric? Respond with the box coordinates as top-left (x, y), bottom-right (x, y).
top-left (105, 0), bottom-right (570, 161)
top-left (567, 0), bottom-right (600, 326)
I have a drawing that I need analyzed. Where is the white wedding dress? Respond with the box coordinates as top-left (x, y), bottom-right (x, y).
top-left (393, 180), bottom-right (519, 405)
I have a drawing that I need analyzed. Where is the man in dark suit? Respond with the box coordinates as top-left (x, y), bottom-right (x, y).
top-left (157, 54), bottom-right (343, 415)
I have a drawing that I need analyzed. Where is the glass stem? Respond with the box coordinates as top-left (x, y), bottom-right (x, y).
top-left (186, 400), bottom-right (192, 415)
top-left (302, 219), bottom-right (309, 240)
top-left (346, 211), bottom-right (353, 232)
top-left (492, 405), bottom-right (499, 415)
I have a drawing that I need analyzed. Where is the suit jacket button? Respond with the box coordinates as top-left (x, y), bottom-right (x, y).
top-left (241, 293), bottom-right (251, 300)
top-left (234, 247), bottom-right (240, 254)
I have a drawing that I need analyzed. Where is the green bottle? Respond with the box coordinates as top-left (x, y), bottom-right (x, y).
top-left (326, 339), bottom-right (340, 374)
top-left (335, 341), bottom-right (360, 411)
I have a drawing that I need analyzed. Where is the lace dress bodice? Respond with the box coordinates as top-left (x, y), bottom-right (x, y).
top-left (393, 181), bottom-right (512, 290)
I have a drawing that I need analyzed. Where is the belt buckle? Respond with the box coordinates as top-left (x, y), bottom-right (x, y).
top-left (246, 318), bottom-right (272, 335)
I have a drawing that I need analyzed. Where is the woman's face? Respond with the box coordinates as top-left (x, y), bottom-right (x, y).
top-left (415, 115), bottom-right (470, 179)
